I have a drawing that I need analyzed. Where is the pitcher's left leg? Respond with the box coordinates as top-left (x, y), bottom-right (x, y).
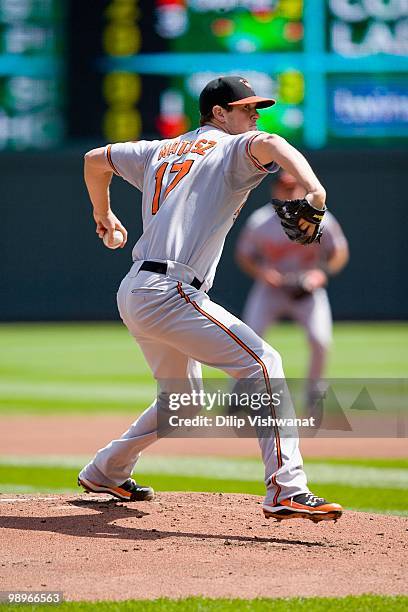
top-left (163, 284), bottom-right (310, 508)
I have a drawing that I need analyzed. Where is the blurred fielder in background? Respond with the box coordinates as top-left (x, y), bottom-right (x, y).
top-left (236, 171), bottom-right (349, 417)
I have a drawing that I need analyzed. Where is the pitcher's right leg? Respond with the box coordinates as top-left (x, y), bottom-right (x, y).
top-left (78, 339), bottom-right (200, 494)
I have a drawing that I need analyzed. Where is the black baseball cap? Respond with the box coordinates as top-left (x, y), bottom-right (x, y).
top-left (199, 76), bottom-right (275, 116)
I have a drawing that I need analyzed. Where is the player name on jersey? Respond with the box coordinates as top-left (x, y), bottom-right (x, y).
top-left (158, 138), bottom-right (217, 159)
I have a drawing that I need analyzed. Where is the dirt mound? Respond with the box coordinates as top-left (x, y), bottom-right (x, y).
top-left (0, 492), bottom-right (406, 601)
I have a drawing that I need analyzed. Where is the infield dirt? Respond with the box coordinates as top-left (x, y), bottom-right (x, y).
top-left (1, 414), bottom-right (406, 458)
top-left (0, 492), bottom-right (407, 601)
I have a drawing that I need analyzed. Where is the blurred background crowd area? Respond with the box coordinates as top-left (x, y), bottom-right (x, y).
top-left (1, 0), bottom-right (407, 321)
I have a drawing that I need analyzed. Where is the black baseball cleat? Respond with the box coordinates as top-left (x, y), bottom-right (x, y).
top-left (263, 492), bottom-right (343, 523)
top-left (78, 476), bottom-right (154, 502)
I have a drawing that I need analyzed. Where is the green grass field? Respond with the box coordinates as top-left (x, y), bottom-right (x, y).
top-left (0, 322), bottom-right (407, 515)
top-left (1, 322), bottom-right (407, 413)
top-left (0, 456), bottom-right (407, 514)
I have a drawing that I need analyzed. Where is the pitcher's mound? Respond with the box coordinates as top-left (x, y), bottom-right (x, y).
top-left (0, 492), bottom-right (406, 601)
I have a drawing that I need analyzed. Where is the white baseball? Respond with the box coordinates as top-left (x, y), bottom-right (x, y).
top-left (103, 229), bottom-right (123, 249)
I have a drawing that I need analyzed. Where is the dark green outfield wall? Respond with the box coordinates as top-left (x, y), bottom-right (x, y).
top-left (1, 149), bottom-right (406, 321)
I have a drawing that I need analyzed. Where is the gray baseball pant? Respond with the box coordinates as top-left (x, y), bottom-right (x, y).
top-left (80, 269), bottom-right (310, 505)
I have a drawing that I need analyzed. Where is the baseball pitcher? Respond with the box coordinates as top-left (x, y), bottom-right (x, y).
top-left (79, 76), bottom-right (343, 522)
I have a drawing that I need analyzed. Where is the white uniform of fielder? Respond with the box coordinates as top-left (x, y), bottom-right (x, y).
top-left (237, 206), bottom-right (348, 383)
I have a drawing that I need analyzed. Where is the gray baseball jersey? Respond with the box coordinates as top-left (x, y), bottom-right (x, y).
top-left (106, 126), bottom-right (279, 289)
